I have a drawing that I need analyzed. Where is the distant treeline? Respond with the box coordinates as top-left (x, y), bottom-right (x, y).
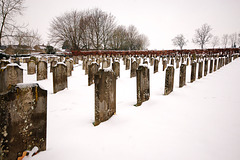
top-left (49, 8), bottom-right (149, 51)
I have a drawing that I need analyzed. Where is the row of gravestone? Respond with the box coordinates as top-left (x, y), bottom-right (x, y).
top-left (0, 53), bottom-right (239, 159)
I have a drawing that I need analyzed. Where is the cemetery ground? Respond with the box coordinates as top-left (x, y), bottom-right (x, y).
top-left (18, 58), bottom-right (240, 160)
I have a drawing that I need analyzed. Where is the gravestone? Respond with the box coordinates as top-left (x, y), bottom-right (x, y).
top-left (112, 61), bottom-right (120, 78)
top-left (50, 60), bottom-right (57, 73)
top-left (94, 69), bottom-right (116, 126)
top-left (170, 58), bottom-right (174, 66)
top-left (187, 58), bottom-right (189, 66)
top-left (176, 58), bottom-right (180, 68)
top-left (164, 66), bottom-right (174, 95)
top-left (163, 58), bottom-right (167, 71)
top-left (0, 64), bottom-right (23, 94)
top-left (209, 59), bottom-right (213, 73)
top-left (198, 61), bottom-right (203, 79)
top-left (130, 61), bottom-right (137, 78)
top-left (154, 59), bottom-right (159, 73)
top-left (150, 57), bottom-right (154, 66)
top-left (0, 83), bottom-right (47, 160)
top-left (179, 63), bottom-right (186, 88)
top-left (27, 60), bottom-right (36, 75)
top-left (125, 58), bottom-right (130, 70)
top-left (107, 58), bottom-right (111, 68)
top-left (88, 63), bottom-right (99, 86)
top-left (190, 61), bottom-right (197, 83)
top-left (53, 63), bottom-right (67, 93)
top-left (136, 65), bottom-right (150, 106)
top-left (85, 60), bottom-right (91, 75)
top-left (65, 60), bottom-right (72, 77)
top-left (218, 58), bottom-right (221, 69)
top-left (204, 59), bottom-right (208, 76)
top-left (214, 58), bottom-right (217, 71)
top-left (37, 61), bottom-right (47, 81)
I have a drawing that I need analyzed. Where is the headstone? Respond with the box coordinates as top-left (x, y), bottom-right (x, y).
top-left (198, 61), bottom-right (203, 79)
top-left (0, 83), bottom-right (47, 160)
top-left (176, 58), bottom-right (180, 68)
top-left (125, 58), bottom-right (130, 70)
top-left (186, 58), bottom-right (189, 66)
top-left (94, 69), bottom-right (116, 126)
top-left (218, 58), bottom-right (221, 69)
top-left (164, 66), bottom-right (174, 95)
top-left (130, 61), bottom-right (137, 78)
top-left (53, 63), bottom-right (67, 93)
top-left (163, 59), bottom-right (167, 71)
top-left (214, 58), bottom-right (217, 71)
top-left (88, 63), bottom-right (99, 86)
top-left (50, 60), bottom-right (57, 73)
top-left (209, 59), bottom-right (213, 73)
top-left (102, 59), bottom-right (108, 69)
top-left (37, 61), bottom-right (47, 81)
top-left (112, 61), bottom-right (120, 78)
top-left (27, 60), bottom-right (36, 75)
top-left (136, 65), bottom-right (150, 106)
top-left (170, 58), bottom-right (174, 66)
top-left (204, 59), bottom-right (208, 76)
top-left (179, 63), bottom-right (186, 88)
top-left (0, 64), bottom-right (23, 94)
top-left (154, 59), bottom-right (159, 73)
top-left (65, 60), bottom-right (72, 77)
top-left (190, 61), bottom-right (197, 83)
top-left (107, 58), bottom-right (111, 68)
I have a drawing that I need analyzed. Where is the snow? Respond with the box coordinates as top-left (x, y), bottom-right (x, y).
top-left (18, 57), bottom-right (240, 160)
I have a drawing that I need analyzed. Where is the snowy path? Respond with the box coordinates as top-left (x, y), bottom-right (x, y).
top-left (25, 58), bottom-right (240, 160)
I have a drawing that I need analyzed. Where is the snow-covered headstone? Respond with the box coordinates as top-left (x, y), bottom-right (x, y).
top-left (164, 66), bottom-right (174, 95)
top-left (0, 83), bottom-right (47, 160)
top-left (27, 60), bottom-right (36, 75)
top-left (53, 63), bottom-right (68, 93)
top-left (198, 61), bottom-right (203, 79)
top-left (204, 59), bottom-right (208, 76)
top-left (112, 61), bottom-right (120, 78)
top-left (179, 63), bottom-right (186, 88)
top-left (0, 64), bottom-right (23, 93)
top-left (37, 61), bottom-right (47, 81)
top-left (154, 59), bottom-right (159, 73)
top-left (88, 63), bottom-right (99, 86)
top-left (130, 61), bottom-right (137, 78)
top-left (191, 61), bottom-right (197, 83)
top-left (136, 65), bottom-right (150, 106)
top-left (94, 69), bottom-right (116, 126)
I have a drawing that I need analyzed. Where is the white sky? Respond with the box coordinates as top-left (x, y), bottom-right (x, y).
top-left (16, 0), bottom-right (240, 50)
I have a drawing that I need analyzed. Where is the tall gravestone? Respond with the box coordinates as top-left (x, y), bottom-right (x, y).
top-left (209, 59), bottom-right (213, 73)
top-left (130, 61), bottom-right (137, 78)
top-left (125, 58), bottom-right (130, 70)
top-left (112, 61), bottom-right (120, 78)
top-left (170, 58), bottom-right (174, 66)
top-left (0, 83), bottom-right (47, 160)
top-left (85, 60), bottom-right (91, 75)
top-left (154, 59), bottom-right (159, 73)
top-left (0, 64), bottom-right (23, 94)
top-left (164, 66), bottom-right (174, 95)
top-left (53, 63), bottom-right (67, 94)
top-left (214, 58), bottom-right (217, 71)
top-left (27, 60), bottom-right (36, 75)
top-left (190, 62), bottom-right (197, 83)
top-left (88, 63), bottom-right (99, 86)
top-left (136, 65), bottom-right (150, 106)
top-left (198, 61), bottom-right (203, 79)
top-left (179, 63), bottom-right (186, 88)
top-left (218, 58), bottom-right (221, 69)
top-left (37, 61), bottom-right (48, 81)
top-left (163, 59), bottom-right (167, 71)
top-left (176, 58), bottom-right (180, 68)
top-left (94, 69), bottom-right (116, 126)
top-left (204, 59), bottom-right (208, 76)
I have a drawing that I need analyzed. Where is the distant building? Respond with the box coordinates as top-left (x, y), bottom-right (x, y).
top-left (5, 45), bottom-right (33, 55)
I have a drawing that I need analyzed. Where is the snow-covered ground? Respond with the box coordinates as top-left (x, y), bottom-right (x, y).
top-left (21, 57), bottom-right (240, 160)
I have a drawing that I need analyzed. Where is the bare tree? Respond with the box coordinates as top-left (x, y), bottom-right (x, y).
top-left (192, 23), bottom-right (212, 49)
top-left (221, 34), bottom-right (229, 48)
top-left (229, 33), bottom-right (237, 48)
top-left (0, 0), bottom-right (25, 46)
top-left (172, 34), bottom-right (187, 50)
top-left (109, 25), bottom-right (128, 50)
top-left (211, 36), bottom-right (220, 49)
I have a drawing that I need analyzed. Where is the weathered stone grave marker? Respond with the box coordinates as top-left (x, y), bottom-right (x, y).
top-left (88, 63), bottom-right (99, 86)
top-left (179, 63), bottom-right (186, 88)
top-left (27, 60), bottom-right (36, 75)
top-left (37, 61), bottom-right (47, 81)
top-left (94, 69), bottom-right (116, 126)
top-left (190, 61), bottom-right (197, 83)
top-left (164, 66), bottom-right (174, 95)
top-left (136, 65), bottom-right (150, 106)
top-left (0, 83), bottom-right (47, 160)
top-left (53, 63), bottom-right (68, 93)
top-left (130, 61), bottom-right (137, 78)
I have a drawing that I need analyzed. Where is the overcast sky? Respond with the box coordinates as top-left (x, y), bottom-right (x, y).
top-left (16, 0), bottom-right (240, 50)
